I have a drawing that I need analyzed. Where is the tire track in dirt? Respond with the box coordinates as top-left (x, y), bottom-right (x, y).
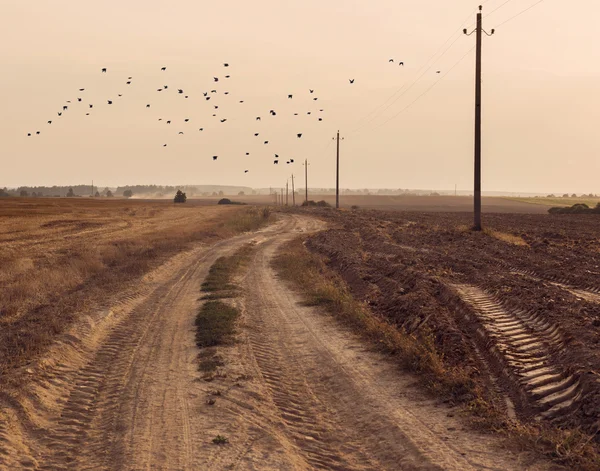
top-left (452, 285), bottom-right (582, 419)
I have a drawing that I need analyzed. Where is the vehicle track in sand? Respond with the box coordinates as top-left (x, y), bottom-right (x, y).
top-left (0, 215), bottom-right (557, 470)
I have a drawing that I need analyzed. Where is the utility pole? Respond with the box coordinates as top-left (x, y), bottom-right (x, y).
top-left (281, 188), bottom-right (284, 206)
top-left (303, 159), bottom-right (310, 204)
top-left (291, 174), bottom-right (296, 206)
top-left (92, 180), bottom-right (94, 197)
top-left (285, 181), bottom-right (289, 206)
top-left (464, 5), bottom-right (494, 231)
top-left (333, 131), bottom-right (344, 209)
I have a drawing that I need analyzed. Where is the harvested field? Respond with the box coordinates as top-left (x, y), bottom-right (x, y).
top-left (299, 208), bottom-right (600, 466)
top-left (0, 198), bottom-right (272, 385)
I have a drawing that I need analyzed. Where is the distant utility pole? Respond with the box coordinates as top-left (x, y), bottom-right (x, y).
top-left (285, 181), bottom-right (289, 206)
top-left (281, 188), bottom-right (284, 206)
top-left (333, 131), bottom-right (344, 209)
top-left (92, 180), bottom-right (94, 197)
top-left (303, 159), bottom-right (310, 204)
top-left (291, 174), bottom-right (296, 206)
top-left (464, 5), bottom-right (494, 231)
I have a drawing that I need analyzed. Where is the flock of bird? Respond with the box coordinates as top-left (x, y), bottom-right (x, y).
top-left (25, 59), bottom-right (421, 174)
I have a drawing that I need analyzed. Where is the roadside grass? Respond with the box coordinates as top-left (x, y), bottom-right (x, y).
top-left (196, 244), bottom-right (254, 374)
top-left (274, 237), bottom-right (600, 471)
top-left (0, 200), bottom-right (272, 386)
top-left (483, 229), bottom-right (529, 247)
top-left (272, 237), bottom-right (475, 402)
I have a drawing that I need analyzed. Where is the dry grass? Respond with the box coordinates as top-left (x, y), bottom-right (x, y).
top-left (272, 237), bottom-right (477, 402)
top-left (484, 229), bottom-right (529, 247)
top-left (0, 198), bottom-right (272, 381)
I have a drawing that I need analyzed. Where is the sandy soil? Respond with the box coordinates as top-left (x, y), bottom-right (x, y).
top-left (0, 214), bottom-right (559, 470)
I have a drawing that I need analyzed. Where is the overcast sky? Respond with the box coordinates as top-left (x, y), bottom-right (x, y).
top-left (2, 0), bottom-right (598, 193)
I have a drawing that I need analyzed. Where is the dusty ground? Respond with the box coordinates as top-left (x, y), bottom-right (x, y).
top-left (302, 209), bottom-right (600, 449)
top-left (0, 212), bottom-right (561, 470)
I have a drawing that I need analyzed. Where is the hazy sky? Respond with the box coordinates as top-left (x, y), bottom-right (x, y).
top-left (3, 0), bottom-right (599, 193)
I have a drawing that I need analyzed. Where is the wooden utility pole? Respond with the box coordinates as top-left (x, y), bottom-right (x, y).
top-left (303, 159), bottom-right (310, 204)
top-left (334, 131), bottom-right (344, 209)
top-left (285, 181), bottom-right (289, 206)
top-left (281, 188), bottom-right (284, 206)
top-left (291, 174), bottom-right (296, 206)
top-left (465, 5), bottom-right (494, 231)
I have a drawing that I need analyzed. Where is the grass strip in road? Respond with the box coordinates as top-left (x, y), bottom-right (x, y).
top-left (196, 244), bottom-right (254, 374)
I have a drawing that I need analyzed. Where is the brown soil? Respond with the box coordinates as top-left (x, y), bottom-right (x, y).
top-left (301, 209), bottom-right (600, 458)
top-left (0, 213), bottom-right (560, 470)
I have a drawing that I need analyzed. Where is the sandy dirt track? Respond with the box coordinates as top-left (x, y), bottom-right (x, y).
top-left (0, 215), bottom-right (556, 470)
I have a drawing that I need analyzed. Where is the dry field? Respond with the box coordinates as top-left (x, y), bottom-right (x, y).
top-left (0, 197), bottom-right (270, 383)
top-left (298, 208), bottom-right (600, 468)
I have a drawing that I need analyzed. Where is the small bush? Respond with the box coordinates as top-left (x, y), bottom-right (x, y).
top-left (548, 203), bottom-right (600, 214)
top-left (217, 198), bottom-right (245, 205)
top-left (316, 200), bottom-right (331, 207)
top-left (174, 189), bottom-right (187, 203)
top-left (212, 435), bottom-right (229, 445)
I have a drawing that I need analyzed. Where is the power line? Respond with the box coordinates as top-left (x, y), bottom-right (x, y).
top-left (486, 0), bottom-right (515, 17)
top-left (347, 6), bottom-right (482, 136)
top-left (495, 0), bottom-right (546, 28)
top-left (369, 46), bottom-right (475, 133)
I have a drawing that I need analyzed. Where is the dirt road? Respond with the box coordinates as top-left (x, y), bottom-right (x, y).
top-left (0, 215), bottom-right (555, 470)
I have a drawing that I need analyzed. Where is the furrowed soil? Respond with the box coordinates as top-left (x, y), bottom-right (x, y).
top-left (0, 204), bottom-right (562, 470)
top-left (299, 208), bottom-right (600, 468)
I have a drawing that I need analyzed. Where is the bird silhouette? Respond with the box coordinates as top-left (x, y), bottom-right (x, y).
top-left (245, 152), bottom-right (250, 155)
top-left (274, 160), bottom-right (278, 164)
top-left (102, 68), bottom-right (107, 73)
top-left (245, 170), bottom-right (248, 173)
top-left (319, 109), bottom-right (324, 112)
top-left (225, 75), bottom-right (230, 78)
top-left (146, 104), bottom-right (150, 108)
top-left (161, 67), bottom-right (166, 71)
top-left (157, 89), bottom-right (163, 92)
top-left (256, 117), bottom-right (261, 121)
top-left (275, 154), bottom-right (279, 158)
top-left (63, 106), bottom-right (68, 111)
top-left (178, 89), bottom-right (183, 94)
top-left (108, 100), bottom-right (113, 104)
top-left (118, 94), bottom-right (122, 97)
top-left (27, 133), bottom-right (31, 136)
top-left (212, 114), bottom-right (216, 117)
top-left (399, 61), bottom-right (404, 66)
top-left (213, 156), bottom-right (218, 160)
top-left (66, 100), bottom-right (71, 103)
top-left (214, 106), bottom-right (219, 109)
top-left (77, 98), bottom-right (82, 102)
top-left (214, 77), bottom-right (219, 82)
top-left (36, 131), bottom-right (40, 135)
top-left (224, 63), bottom-right (229, 67)
top-left (47, 121), bottom-right (52, 124)
top-left (349, 79), bottom-right (355, 84)
top-left (239, 100), bottom-right (244, 103)
top-left (178, 132), bottom-right (184, 134)
top-left (436, 71), bottom-right (441, 74)
top-left (127, 81), bottom-right (131, 84)
top-left (184, 118), bottom-right (190, 122)
top-left (224, 91), bottom-right (229, 95)
top-left (318, 118), bottom-right (323, 121)
top-left (158, 118), bottom-right (162, 121)
top-left (307, 112), bottom-right (311, 115)
top-left (58, 112), bottom-right (62, 116)
top-left (254, 133), bottom-right (259, 136)
top-left (286, 161), bottom-right (290, 164)
top-left (185, 96), bottom-right (189, 98)
top-left (290, 159), bottom-right (294, 163)
top-left (164, 85), bottom-right (168, 89)
top-left (203, 92), bottom-right (208, 96)
top-left (309, 89), bottom-right (314, 93)
top-left (264, 141), bottom-right (269, 144)
top-left (128, 76), bottom-right (132, 79)
top-left (220, 119), bottom-right (227, 123)
top-left (163, 144), bottom-right (167, 147)
top-left (79, 88), bottom-right (85, 91)
top-left (297, 133), bottom-right (302, 138)
top-left (294, 113), bottom-right (298, 116)
top-left (389, 59), bottom-right (394, 62)
top-left (206, 97), bottom-right (211, 101)
top-left (89, 104), bottom-right (93, 108)
top-left (288, 95), bottom-right (293, 99)
top-left (199, 128), bottom-right (204, 131)
top-left (86, 113), bottom-right (90, 116)
top-left (211, 90), bottom-right (217, 93)
top-left (313, 98), bottom-right (318, 101)
top-left (167, 120), bottom-right (171, 124)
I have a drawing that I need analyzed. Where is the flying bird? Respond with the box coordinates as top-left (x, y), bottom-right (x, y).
top-left (220, 119), bottom-right (227, 122)
top-left (79, 88), bottom-right (85, 91)
top-left (36, 131), bottom-right (40, 135)
top-left (288, 95), bottom-right (293, 99)
top-left (77, 98), bottom-right (82, 102)
top-left (167, 120), bottom-right (171, 124)
top-left (436, 70), bottom-right (441, 74)
top-left (307, 112), bottom-right (311, 115)
top-left (297, 133), bottom-right (302, 138)
top-left (184, 118), bottom-right (189, 122)
top-left (89, 104), bottom-right (93, 108)
top-left (239, 100), bottom-right (244, 103)
top-left (63, 106), bottom-right (68, 110)
top-left (161, 67), bottom-right (166, 71)
top-left (264, 141), bottom-right (269, 144)
top-left (178, 89), bottom-right (183, 94)
top-left (254, 133), bottom-right (259, 136)
top-left (245, 170), bottom-right (248, 173)
top-left (47, 121), bottom-right (52, 124)
top-left (256, 117), bottom-right (261, 121)
top-left (313, 98), bottom-right (318, 101)
top-left (211, 90), bottom-right (217, 93)
top-left (224, 91), bottom-right (229, 95)
top-left (206, 97), bottom-right (210, 101)
top-left (203, 92), bottom-right (208, 96)
top-left (309, 89), bottom-right (314, 93)
top-left (178, 132), bottom-right (184, 134)
top-left (389, 59), bottom-right (394, 62)
top-left (163, 144), bottom-right (167, 147)
top-left (318, 118), bottom-right (323, 121)
top-left (224, 63), bottom-right (229, 67)
top-left (108, 100), bottom-right (113, 104)
top-left (27, 133), bottom-right (31, 136)
top-left (294, 113), bottom-right (298, 116)
top-left (126, 81), bottom-right (131, 84)
top-left (399, 61), bottom-right (404, 66)
top-left (118, 94), bottom-right (122, 97)
top-left (102, 68), bottom-right (107, 73)
top-left (213, 156), bottom-right (218, 160)
top-left (214, 106), bottom-right (219, 109)
top-left (245, 152), bottom-right (250, 155)
top-left (290, 159), bottom-right (294, 163)
top-left (146, 104), bottom-right (150, 107)
top-left (86, 113), bottom-right (90, 116)
top-left (225, 75), bottom-right (230, 78)
top-left (349, 79), bottom-right (355, 84)
top-left (214, 77), bottom-right (219, 82)
top-left (164, 85), bottom-right (168, 89)
top-left (199, 128), bottom-right (204, 131)
top-left (158, 118), bottom-right (162, 121)
top-left (274, 160), bottom-right (278, 164)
